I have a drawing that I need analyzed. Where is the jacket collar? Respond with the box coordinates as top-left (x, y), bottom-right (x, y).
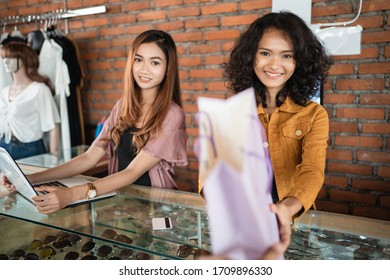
top-left (257, 97), bottom-right (307, 115)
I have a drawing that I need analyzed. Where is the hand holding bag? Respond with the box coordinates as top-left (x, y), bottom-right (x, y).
top-left (197, 87), bottom-right (280, 259)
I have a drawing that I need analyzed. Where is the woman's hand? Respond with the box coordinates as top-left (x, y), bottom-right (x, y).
top-left (267, 202), bottom-right (292, 259)
top-left (201, 202), bottom-right (292, 260)
top-left (270, 196), bottom-right (302, 241)
top-left (1, 175), bottom-right (16, 192)
top-left (31, 185), bottom-right (82, 214)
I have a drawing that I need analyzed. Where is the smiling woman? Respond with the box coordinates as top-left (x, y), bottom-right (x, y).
top-left (132, 43), bottom-right (167, 93)
top-left (1, 30), bottom-right (188, 214)
top-left (220, 11), bottom-right (332, 246)
top-left (254, 28), bottom-right (296, 113)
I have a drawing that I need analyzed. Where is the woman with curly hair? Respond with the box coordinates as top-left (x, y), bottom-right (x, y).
top-left (2, 30), bottom-right (188, 214)
top-left (222, 12), bottom-right (332, 234)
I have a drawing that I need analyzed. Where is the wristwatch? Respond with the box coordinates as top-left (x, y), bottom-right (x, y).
top-left (86, 182), bottom-right (97, 199)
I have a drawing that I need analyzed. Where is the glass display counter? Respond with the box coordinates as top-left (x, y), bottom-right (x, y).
top-left (0, 180), bottom-right (211, 260)
top-left (290, 211), bottom-right (390, 260)
top-left (0, 164), bottom-right (389, 260)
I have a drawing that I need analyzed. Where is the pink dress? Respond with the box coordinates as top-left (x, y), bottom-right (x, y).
top-left (91, 100), bottom-right (188, 189)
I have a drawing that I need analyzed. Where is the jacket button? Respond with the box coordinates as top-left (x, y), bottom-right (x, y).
top-left (295, 129), bottom-right (302, 136)
top-left (262, 142), bottom-right (269, 148)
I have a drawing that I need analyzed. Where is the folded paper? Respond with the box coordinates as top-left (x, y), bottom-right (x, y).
top-left (197, 87), bottom-right (280, 259)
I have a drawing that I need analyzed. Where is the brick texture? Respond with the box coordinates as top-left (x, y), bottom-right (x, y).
top-left (1, 0), bottom-right (389, 221)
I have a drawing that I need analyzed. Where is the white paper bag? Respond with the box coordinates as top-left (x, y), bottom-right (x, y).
top-left (197, 87), bottom-right (280, 259)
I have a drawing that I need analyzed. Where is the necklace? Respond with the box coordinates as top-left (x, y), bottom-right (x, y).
top-left (8, 86), bottom-right (21, 102)
top-left (8, 83), bottom-right (31, 102)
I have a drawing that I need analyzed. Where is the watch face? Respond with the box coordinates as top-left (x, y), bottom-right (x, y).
top-left (87, 184), bottom-right (97, 199)
top-left (88, 189), bottom-right (97, 199)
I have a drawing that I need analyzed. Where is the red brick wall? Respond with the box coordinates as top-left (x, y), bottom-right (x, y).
top-left (1, 0), bottom-right (389, 221)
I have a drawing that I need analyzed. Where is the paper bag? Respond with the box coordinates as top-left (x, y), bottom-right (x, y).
top-left (197, 87), bottom-right (280, 260)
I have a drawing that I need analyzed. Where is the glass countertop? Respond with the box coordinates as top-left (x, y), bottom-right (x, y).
top-left (0, 164), bottom-right (389, 260)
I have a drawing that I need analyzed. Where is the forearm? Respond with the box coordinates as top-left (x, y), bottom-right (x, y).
top-left (28, 147), bottom-right (104, 184)
top-left (89, 168), bottom-right (144, 195)
top-left (28, 157), bottom-right (91, 184)
top-left (48, 124), bottom-right (59, 155)
top-left (85, 150), bottom-right (161, 197)
top-left (279, 196), bottom-right (303, 219)
top-left (69, 164), bottom-right (152, 202)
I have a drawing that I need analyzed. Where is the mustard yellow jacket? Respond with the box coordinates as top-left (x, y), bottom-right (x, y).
top-left (258, 98), bottom-right (329, 216)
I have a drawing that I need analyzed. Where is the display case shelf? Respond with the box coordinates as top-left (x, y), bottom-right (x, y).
top-left (0, 182), bottom-right (212, 260)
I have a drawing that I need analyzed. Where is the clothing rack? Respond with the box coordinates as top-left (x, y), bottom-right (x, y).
top-left (0, 5), bottom-right (106, 146)
top-left (1, 5), bottom-right (106, 34)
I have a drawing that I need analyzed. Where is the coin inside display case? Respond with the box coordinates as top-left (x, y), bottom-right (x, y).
top-left (0, 217), bottom-right (180, 260)
top-left (1, 181), bottom-right (389, 260)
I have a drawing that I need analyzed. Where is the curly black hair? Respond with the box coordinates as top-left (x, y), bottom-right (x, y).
top-left (222, 11), bottom-right (332, 107)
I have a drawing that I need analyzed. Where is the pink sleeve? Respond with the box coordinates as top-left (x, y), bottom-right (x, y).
top-left (143, 103), bottom-right (188, 166)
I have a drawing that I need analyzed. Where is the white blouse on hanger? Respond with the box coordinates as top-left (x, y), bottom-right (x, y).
top-left (38, 32), bottom-right (71, 159)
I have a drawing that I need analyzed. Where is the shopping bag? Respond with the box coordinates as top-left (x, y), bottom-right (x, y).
top-left (197, 87), bottom-right (280, 259)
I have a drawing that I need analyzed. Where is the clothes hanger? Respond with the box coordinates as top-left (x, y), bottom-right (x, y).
top-left (0, 22), bottom-right (9, 44)
top-left (47, 16), bottom-right (60, 39)
top-left (53, 14), bottom-right (65, 37)
top-left (10, 16), bottom-right (26, 39)
top-left (27, 29), bottom-right (45, 55)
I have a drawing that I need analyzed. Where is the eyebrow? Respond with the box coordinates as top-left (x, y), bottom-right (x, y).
top-left (134, 53), bottom-right (163, 60)
top-left (258, 47), bottom-right (294, 53)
